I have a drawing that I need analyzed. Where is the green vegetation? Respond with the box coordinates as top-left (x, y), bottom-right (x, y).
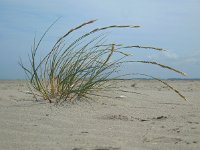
top-left (19, 19), bottom-right (187, 104)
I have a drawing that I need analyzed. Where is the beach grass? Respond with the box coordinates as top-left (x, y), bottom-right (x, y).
top-left (19, 19), bottom-right (187, 104)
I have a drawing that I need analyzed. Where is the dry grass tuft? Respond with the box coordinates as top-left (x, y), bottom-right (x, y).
top-left (19, 19), bottom-right (187, 104)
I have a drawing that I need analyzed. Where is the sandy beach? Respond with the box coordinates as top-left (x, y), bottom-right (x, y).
top-left (0, 80), bottom-right (199, 150)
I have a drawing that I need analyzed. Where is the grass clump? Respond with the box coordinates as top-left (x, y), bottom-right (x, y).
top-left (19, 19), bottom-right (187, 104)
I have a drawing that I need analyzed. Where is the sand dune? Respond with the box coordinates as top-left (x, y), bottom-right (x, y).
top-left (0, 80), bottom-right (199, 150)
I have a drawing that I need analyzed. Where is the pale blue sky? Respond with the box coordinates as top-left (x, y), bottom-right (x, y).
top-left (0, 0), bottom-right (200, 79)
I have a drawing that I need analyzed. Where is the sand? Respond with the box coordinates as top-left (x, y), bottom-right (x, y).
top-left (0, 80), bottom-right (199, 150)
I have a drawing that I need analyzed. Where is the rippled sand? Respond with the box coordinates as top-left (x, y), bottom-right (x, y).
top-left (0, 80), bottom-right (199, 150)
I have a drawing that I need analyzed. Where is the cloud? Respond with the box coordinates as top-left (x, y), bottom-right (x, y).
top-left (163, 51), bottom-right (178, 60)
top-left (162, 51), bottom-right (200, 65)
top-left (146, 50), bottom-right (200, 66)
top-left (147, 51), bottom-right (179, 60)
top-left (183, 53), bottom-right (200, 64)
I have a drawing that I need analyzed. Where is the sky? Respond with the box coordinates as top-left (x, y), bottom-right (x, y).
top-left (0, 0), bottom-right (200, 79)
